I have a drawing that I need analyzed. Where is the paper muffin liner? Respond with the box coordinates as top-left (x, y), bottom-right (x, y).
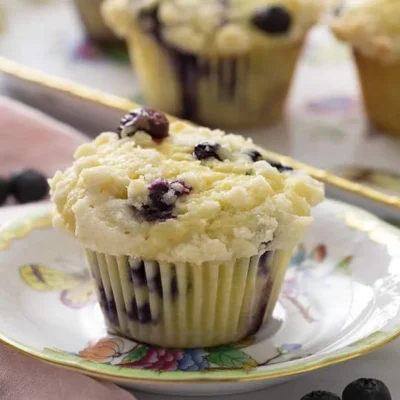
top-left (85, 248), bottom-right (293, 348)
top-left (354, 51), bottom-right (400, 137)
top-left (126, 28), bottom-right (303, 129)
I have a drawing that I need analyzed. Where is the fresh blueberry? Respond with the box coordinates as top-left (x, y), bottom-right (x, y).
top-left (252, 6), bottom-right (292, 35)
top-left (9, 169), bottom-right (49, 204)
top-left (248, 150), bottom-right (263, 162)
top-left (343, 378), bottom-right (392, 400)
top-left (117, 108), bottom-right (169, 140)
top-left (0, 177), bottom-right (9, 205)
top-left (136, 179), bottom-right (191, 222)
top-left (301, 391), bottom-right (341, 400)
top-left (193, 142), bottom-right (222, 161)
top-left (130, 260), bottom-right (147, 287)
top-left (268, 161), bottom-right (294, 172)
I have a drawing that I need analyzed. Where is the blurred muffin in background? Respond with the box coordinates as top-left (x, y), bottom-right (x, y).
top-left (74, 0), bottom-right (123, 45)
top-left (102, 0), bottom-right (322, 130)
top-left (331, 0), bottom-right (400, 137)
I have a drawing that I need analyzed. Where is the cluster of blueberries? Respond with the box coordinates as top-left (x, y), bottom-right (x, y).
top-left (301, 378), bottom-right (391, 400)
top-left (0, 169), bottom-right (48, 206)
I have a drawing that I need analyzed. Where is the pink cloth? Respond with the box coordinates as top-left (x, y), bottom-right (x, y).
top-left (0, 96), bottom-right (87, 176)
top-left (0, 97), bottom-right (136, 400)
top-left (0, 344), bottom-right (135, 400)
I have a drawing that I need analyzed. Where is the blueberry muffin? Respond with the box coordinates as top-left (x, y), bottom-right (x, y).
top-left (74, 0), bottom-right (122, 45)
top-left (102, 0), bottom-right (321, 129)
top-left (331, 0), bottom-right (400, 136)
top-left (50, 108), bottom-right (324, 348)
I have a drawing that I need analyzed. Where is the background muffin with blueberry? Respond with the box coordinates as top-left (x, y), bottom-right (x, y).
top-left (331, 0), bottom-right (400, 137)
top-left (50, 108), bottom-right (324, 348)
top-left (73, 0), bottom-right (122, 45)
top-left (103, 0), bottom-right (322, 129)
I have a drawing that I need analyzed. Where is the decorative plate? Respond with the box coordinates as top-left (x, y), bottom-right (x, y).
top-left (0, 199), bottom-right (400, 396)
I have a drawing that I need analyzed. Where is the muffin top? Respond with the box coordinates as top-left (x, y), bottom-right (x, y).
top-left (50, 108), bottom-right (324, 263)
top-left (102, 0), bottom-right (322, 56)
top-left (331, 0), bottom-right (400, 63)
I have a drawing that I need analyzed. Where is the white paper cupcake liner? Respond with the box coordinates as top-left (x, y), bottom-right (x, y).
top-left (85, 248), bottom-right (292, 348)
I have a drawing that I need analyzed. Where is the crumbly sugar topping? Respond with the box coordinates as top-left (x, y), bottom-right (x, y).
top-left (103, 0), bottom-right (322, 55)
top-left (331, 0), bottom-right (400, 63)
top-left (50, 111), bottom-right (324, 263)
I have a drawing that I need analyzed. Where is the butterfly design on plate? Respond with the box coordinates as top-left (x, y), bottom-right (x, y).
top-left (284, 243), bottom-right (354, 323)
top-left (19, 261), bottom-right (96, 309)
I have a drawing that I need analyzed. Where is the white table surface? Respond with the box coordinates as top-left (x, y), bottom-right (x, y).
top-left (0, 203), bottom-right (397, 399)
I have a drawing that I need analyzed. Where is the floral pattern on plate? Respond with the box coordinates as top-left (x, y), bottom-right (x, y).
top-left (46, 336), bottom-right (307, 372)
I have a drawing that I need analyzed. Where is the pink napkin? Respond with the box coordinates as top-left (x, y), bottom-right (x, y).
top-left (0, 96), bottom-right (87, 176)
top-left (0, 97), bottom-right (136, 400)
top-left (0, 344), bottom-right (135, 400)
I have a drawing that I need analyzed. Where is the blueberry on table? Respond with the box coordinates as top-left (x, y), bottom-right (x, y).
top-left (343, 378), bottom-right (392, 400)
top-left (9, 169), bottom-right (49, 204)
top-left (301, 391), bottom-right (341, 400)
top-left (0, 177), bottom-right (9, 205)
top-left (117, 108), bottom-right (169, 139)
top-left (252, 6), bottom-right (292, 35)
